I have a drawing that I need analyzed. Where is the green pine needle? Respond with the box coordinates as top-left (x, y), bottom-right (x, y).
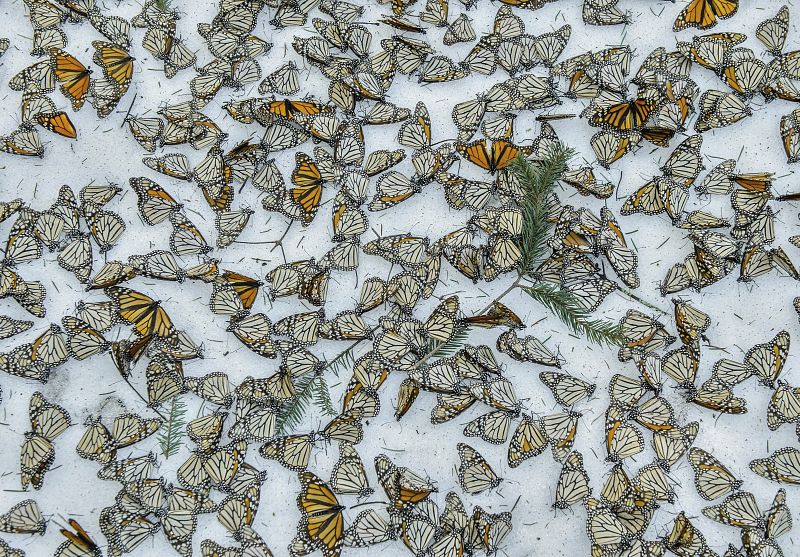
top-left (510, 144), bottom-right (574, 276)
top-left (426, 326), bottom-right (471, 359)
top-left (276, 373), bottom-right (336, 435)
top-left (157, 396), bottom-right (187, 459)
top-left (522, 282), bottom-right (624, 348)
top-left (323, 342), bottom-right (358, 377)
top-left (154, 0), bottom-right (172, 11)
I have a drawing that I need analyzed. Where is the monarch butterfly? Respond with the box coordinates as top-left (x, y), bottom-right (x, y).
top-left (703, 358), bottom-right (752, 391)
top-left (695, 89), bottom-right (751, 132)
top-left (35, 111), bottom-right (77, 139)
top-left (583, 497), bottom-right (630, 550)
top-left (664, 512), bottom-right (713, 557)
top-left (496, 330), bottom-right (561, 367)
top-left (49, 48), bottom-right (92, 110)
top-left (92, 41), bottom-right (134, 95)
top-left (0, 499), bottom-right (46, 534)
top-left (457, 443), bottom-right (502, 495)
top-left (605, 404), bottom-right (645, 462)
top-left (744, 331), bottom-right (790, 388)
top-left (688, 447), bottom-right (742, 500)
top-left (76, 414), bottom-right (160, 464)
top-left (9, 59), bottom-right (55, 93)
top-left (618, 310), bottom-right (676, 362)
top-left (292, 472), bottom-right (344, 557)
top-left (762, 489), bottom-right (792, 540)
top-left (779, 107), bottom-right (800, 164)
top-left (55, 518), bottom-right (101, 557)
top-left (750, 447), bottom-right (800, 484)
top-left (329, 442), bottom-right (373, 498)
top-left (126, 116), bottom-right (164, 152)
top-left (553, 451), bottom-right (592, 509)
top-left (0, 316), bottom-right (33, 340)
top-left (397, 102), bottom-right (432, 150)
top-left (507, 415), bottom-right (548, 468)
top-left (170, 213), bottom-right (211, 256)
top-left (589, 96), bottom-right (657, 132)
top-left (673, 0), bottom-right (739, 32)
top-left (583, 0), bottom-right (629, 26)
top-left (662, 347), bottom-right (699, 388)
top-left (130, 177), bottom-right (181, 225)
top-left (767, 383), bottom-right (800, 431)
top-left (20, 392), bottom-right (71, 490)
top-left (540, 372), bottom-right (596, 407)
top-left (260, 433), bottom-right (316, 471)
top-left (375, 453), bottom-right (436, 510)
top-left (62, 316), bottom-right (110, 360)
top-left (141, 28), bottom-right (196, 78)
top-left (343, 509), bottom-right (395, 548)
top-left (702, 491), bottom-right (762, 529)
top-left (591, 130), bottom-right (641, 168)
top-left (185, 372), bottom-right (232, 408)
top-left (457, 139), bottom-right (532, 174)
top-left (281, 153), bottom-right (323, 225)
top-left (105, 286), bottom-right (174, 337)
top-left (1, 125), bottom-right (44, 158)
top-left (756, 6), bottom-right (789, 57)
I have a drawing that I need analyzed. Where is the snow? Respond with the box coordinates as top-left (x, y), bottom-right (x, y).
top-left (0, 0), bottom-right (799, 555)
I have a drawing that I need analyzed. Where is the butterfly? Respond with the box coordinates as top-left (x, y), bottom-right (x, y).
top-left (688, 447), bottom-right (742, 500)
top-left (745, 331), bottom-right (790, 388)
top-left (330, 443), bottom-right (374, 498)
top-left (56, 519), bottom-right (101, 557)
top-left (583, 0), bottom-right (629, 26)
top-left (20, 392), bottom-right (71, 490)
top-left (0, 499), bottom-right (46, 534)
top-left (457, 443), bottom-right (502, 494)
top-left (375, 453), bottom-right (437, 510)
top-left (76, 414), bottom-right (161, 464)
top-left (105, 286), bottom-right (174, 337)
top-left (750, 447), bottom-right (800, 485)
top-left (673, 0), bottom-right (739, 32)
top-left (695, 90), bottom-right (751, 132)
top-left (551, 451), bottom-right (592, 509)
top-left (0, 315), bottom-right (33, 340)
top-left (664, 512), bottom-right (714, 556)
top-left (292, 472), bottom-right (344, 557)
top-left (49, 48), bottom-right (92, 110)
top-left (92, 41), bottom-right (134, 94)
top-left (588, 96), bottom-right (657, 132)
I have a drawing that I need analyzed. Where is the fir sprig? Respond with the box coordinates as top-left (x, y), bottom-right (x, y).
top-left (511, 145), bottom-right (574, 275)
top-left (275, 373), bottom-right (336, 435)
top-left (522, 282), bottom-right (623, 347)
top-left (154, 0), bottom-right (172, 11)
top-left (426, 326), bottom-right (471, 359)
top-left (511, 146), bottom-right (623, 347)
top-left (157, 396), bottom-right (187, 459)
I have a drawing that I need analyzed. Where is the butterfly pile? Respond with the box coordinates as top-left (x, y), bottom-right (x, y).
top-left (0, 0), bottom-right (800, 556)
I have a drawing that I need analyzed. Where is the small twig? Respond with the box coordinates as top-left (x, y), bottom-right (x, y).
top-left (121, 376), bottom-right (167, 420)
top-left (616, 286), bottom-right (668, 316)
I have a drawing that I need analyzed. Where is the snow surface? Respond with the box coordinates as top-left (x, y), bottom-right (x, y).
top-left (0, 0), bottom-right (799, 555)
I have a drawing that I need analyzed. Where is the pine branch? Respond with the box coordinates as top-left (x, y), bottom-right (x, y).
top-left (312, 374), bottom-right (337, 417)
top-left (323, 341), bottom-right (359, 377)
top-left (157, 396), bottom-right (187, 459)
top-left (154, 0), bottom-right (172, 11)
top-left (426, 327), bottom-right (471, 359)
top-left (510, 145), bottom-right (574, 275)
top-left (522, 282), bottom-right (623, 348)
top-left (275, 373), bottom-right (336, 435)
